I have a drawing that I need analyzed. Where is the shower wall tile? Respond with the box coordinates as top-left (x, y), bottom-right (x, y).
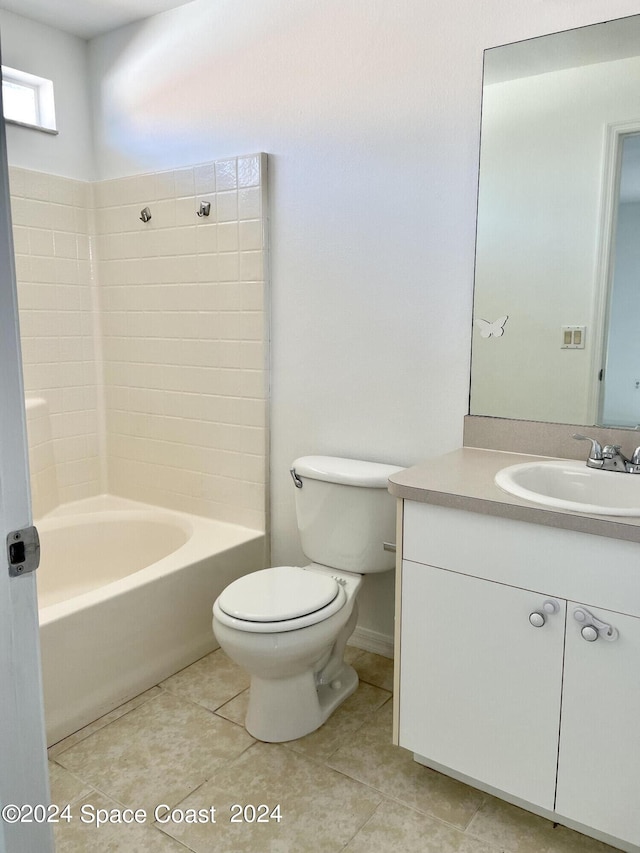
top-left (10, 167), bottom-right (101, 514)
top-left (97, 154), bottom-right (269, 531)
top-left (10, 154), bottom-right (268, 530)
top-left (24, 398), bottom-right (59, 519)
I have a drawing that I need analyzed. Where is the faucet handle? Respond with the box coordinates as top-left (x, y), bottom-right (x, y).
top-left (572, 434), bottom-right (603, 460)
top-left (632, 446), bottom-right (640, 465)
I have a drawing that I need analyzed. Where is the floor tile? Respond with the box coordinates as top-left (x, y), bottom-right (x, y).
top-left (48, 762), bottom-right (94, 807)
top-left (466, 796), bottom-right (619, 853)
top-left (328, 700), bottom-right (484, 829)
top-left (284, 683), bottom-right (391, 761)
top-left (48, 687), bottom-right (162, 759)
top-left (457, 836), bottom-right (515, 853)
top-left (344, 798), bottom-right (503, 853)
top-left (344, 644), bottom-right (364, 666)
top-left (156, 741), bottom-right (382, 852)
top-left (53, 790), bottom-right (187, 853)
top-left (215, 689), bottom-right (248, 726)
top-left (351, 651), bottom-right (394, 691)
top-left (160, 649), bottom-right (249, 712)
top-left (55, 690), bottom-right (254, 813)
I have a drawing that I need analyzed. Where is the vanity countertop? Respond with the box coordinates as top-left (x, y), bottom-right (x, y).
top-left (388, 447), bottom-right (640, 543)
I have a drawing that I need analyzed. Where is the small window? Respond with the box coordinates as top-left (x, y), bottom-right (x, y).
top-left (2, 66), bottom-right (57, 134)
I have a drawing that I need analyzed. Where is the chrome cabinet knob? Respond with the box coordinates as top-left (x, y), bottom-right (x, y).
top-left (581, 625), bottom-right (599, 642)
top-left (529, 599), bottom-right (560, 628)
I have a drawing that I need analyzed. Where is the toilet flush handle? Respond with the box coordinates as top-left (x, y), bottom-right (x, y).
top-left (290, 468), bottom-right (303, 488)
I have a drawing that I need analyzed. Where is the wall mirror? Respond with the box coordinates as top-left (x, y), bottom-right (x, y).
top-left (470, 14), bottom-right (640, 428)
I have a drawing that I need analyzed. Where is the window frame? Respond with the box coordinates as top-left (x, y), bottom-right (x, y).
top-left (1, 65), bottom-right (57, 135)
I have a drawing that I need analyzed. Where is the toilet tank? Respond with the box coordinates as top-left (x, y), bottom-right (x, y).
top-left (291, 456), bottom-right (404, 573)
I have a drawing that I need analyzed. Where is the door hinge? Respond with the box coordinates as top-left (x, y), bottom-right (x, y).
top-left (7, 526), bottom-right (40, 578)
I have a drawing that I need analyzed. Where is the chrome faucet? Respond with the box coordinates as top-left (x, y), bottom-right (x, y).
top-left (629, 447), bottom-right (640, 474)
top-left (573, 433), bottom-right (640, 473)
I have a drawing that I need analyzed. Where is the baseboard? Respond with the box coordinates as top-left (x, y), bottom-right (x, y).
top-left (349, 626), bottom-right (394, 659)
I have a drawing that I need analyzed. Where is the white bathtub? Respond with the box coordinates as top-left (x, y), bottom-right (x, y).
top-left (37, 495), bottom-right (266, 746)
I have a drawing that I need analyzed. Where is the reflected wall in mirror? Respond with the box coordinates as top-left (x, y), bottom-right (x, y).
top-left (470, 15), bottom-right (640, 428)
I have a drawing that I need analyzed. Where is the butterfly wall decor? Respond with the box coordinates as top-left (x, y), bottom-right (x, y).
top-left (474, 315), bottom-right (508, 339)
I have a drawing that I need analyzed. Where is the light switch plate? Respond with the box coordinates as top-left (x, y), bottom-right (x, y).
top-left (561, 326), bottom-right (586, 349)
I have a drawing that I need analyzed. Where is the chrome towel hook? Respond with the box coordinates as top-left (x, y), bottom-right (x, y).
top-left (197, 201), bottom-right (211, 218)
top-left (139, 207), bottom-right (152, 223)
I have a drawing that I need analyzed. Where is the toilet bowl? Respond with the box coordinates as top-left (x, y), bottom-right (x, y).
top-left (212, 456), bottom-right (403, 743)
top-left (213, 564), bottom-right (362, 742)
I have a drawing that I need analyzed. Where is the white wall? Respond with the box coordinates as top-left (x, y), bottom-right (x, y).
top-left (87, 0), bottom-right (640, 646)
top-left (0, 9), bottom-right (94, 180)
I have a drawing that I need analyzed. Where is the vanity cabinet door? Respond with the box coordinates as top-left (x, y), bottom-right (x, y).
top-left (555, 604), bottom-right (640, 847)
top-left (399, 560), bottom-right (565, 810)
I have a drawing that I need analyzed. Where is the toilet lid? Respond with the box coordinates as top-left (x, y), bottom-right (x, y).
top-left (217, 566), bottom-right (340, 622)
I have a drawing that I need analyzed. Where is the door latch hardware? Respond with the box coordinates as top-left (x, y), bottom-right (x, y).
top-left (573, 606), bottom-right (618, 641)
top-left (6, 526), bottom-right (40, 578)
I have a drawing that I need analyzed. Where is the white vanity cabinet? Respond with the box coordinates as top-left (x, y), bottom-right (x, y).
top-left (397, 499), bottom-right (640, 852)
top-left (556, 605), bottom-right (640, 847)
top-left (400, 559), bottom-right (565, 809)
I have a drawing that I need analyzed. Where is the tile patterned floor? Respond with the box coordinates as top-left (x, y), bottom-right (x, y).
top-left (48, 648), bottom-right (620, 852)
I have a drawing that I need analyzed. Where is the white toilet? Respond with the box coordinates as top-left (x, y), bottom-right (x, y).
top-left (212, 455), bottom-right (402, 742)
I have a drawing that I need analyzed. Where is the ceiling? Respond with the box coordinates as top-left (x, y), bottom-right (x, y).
top-left (0, 0), bottom-right (196, 39)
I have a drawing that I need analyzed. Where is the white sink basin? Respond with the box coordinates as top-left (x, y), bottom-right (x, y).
top-left (495, 459), bottom-right (640, 516)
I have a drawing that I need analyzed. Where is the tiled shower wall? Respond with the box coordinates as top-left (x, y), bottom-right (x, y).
top-left (10, 167), bottom-right (100, 517)
top-left (11, 155), bottom-right (268, 531)
top-left (96, 155), bottom-right (268, 529)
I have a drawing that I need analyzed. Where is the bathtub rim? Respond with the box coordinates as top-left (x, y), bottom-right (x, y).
top-left (37, 494), bottom-right (265, 627)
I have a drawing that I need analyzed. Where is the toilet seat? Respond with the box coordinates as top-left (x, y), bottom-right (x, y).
top-left (214, 566), bottom-right (347, 633)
